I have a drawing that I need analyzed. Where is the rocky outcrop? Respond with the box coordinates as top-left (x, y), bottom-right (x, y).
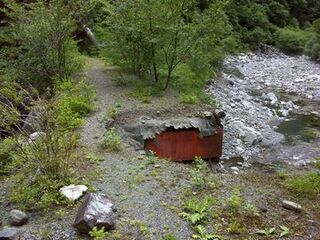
top-left (73, 193), bottom-right (117, 234)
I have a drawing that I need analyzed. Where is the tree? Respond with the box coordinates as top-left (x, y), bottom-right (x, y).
top-left (0, 0), bottom-right (82, 92)
top-left (99, 0), bottom-right (232, 90)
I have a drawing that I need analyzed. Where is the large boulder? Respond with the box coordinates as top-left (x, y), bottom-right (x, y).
top-left (9, 209), bottom-right (28, 227)
top-left (73, 193), bottom-right (116, 234)
top-left (230, 120), bottom-right (263, 145)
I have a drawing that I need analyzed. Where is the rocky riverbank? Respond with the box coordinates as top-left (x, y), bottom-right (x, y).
top-left (207, 48), bottom-right (320, 169)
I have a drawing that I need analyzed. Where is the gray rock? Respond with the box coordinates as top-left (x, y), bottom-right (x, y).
top-left (28, 132), bottom-right (45, 143)
top-left (293, 160), bottom-right (307, 167)
top-left (263, 92), bottom-right (278, 104)
top-left (59, 185), bottom-right (88, 201)
top-left (282, 200), bottom-right (302, 212)
top-left (0, 228), bottom-right (19, 240)
top-left (231, 120), bottom-right (263, 145)
top-left (9, 209), bottom-right (28, 226)
top-left (73, 193), bottom-right (116, 234)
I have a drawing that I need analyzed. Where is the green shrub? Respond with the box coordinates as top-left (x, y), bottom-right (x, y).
top-left (1, 0), bottom-right (83, 91)
top-left (89, 226), bottom-right (108, 240)
top-left (305, 19), bottom-right (320, 61)
top-left (285, 172), bottom-right (320, 197)
top-left (100, 128), bottom-right (121, 152)
top-left (275, 28), bottom-right (308, 54)
top-left (55, 79), bottom-right (95, 130)
top-left (227, 188), bottom-right (244, 211)
top-left (0, 137), bottom-right (16, 175)
top-left (0, 81), bottom-right (95, 210)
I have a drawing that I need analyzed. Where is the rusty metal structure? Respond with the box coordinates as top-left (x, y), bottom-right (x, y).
top-left (145, 127), bottom-right (223, 161)
top-left (121, 115), bottom-right (223, 161)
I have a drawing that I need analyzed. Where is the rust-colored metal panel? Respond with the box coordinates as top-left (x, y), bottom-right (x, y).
top-left (144, 127), bottom-right (223, 161)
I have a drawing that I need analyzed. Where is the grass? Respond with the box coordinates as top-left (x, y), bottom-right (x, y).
top-left (100, 128), bottom-right (122, 152)
top-left (285, 172), bottom-right (320, 197)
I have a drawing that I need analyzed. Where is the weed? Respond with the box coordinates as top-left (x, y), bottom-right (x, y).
top-left (100, 128), bottom-right (121, 152)
top-left (180, 199), bottom-right (209, 225)
top-left (85, 153), bottom-right (104, 163)
top-left (164, 234), bottom-right (177, 240)
top-left (243, 203), bottom-right (260, 217)
top-left (314, 158), bottom-right (320, 169)
top-left (192, 225), bottom-right (222, 240)
top-left (0, 137), bottom-right (16, 175)
top-left (191, 157), bottom-right (208, 189)
top-left (107, 104), bottom-right (121, 119)
top-left (181, 94), bottom-right (199, 104)
top-left (89, 226), bottom-right (108, 240)
top-left (279, 225), bottom-right (290, 238)
top-left (227, 188), bottom-right (243, 211)
top-left (227, 221), bottom-right (246, 234)
top-left (285, 172), bottom-right (320, 197)
top-left (256, 227), bottom-right (276, 236)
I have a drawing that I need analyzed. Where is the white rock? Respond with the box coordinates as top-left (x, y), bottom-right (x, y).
top-left (28, 132), bottom-right (45, 143)
top-left (293, 160), bottom-right (307, 167)
top-left (294, 78), bottom-right (304, 83)
top-left (59, 185), bottom-right (88, 201)
top-left (231, 166), bottom-right (239, 171)
top-left (282, 200), bottom-right (302, 212)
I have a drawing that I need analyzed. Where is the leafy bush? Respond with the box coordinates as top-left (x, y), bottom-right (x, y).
top-left (54, 79), bottom-right (95, 130)
top-left (98, 0), bottom-right (232, 90)
top-left (275, 28), bottom-right (308, 54)
top-left (100, 128), bottom-right (121, 152)
top-left (1, 0), bottom-right (83, 91)
top-left (0, 80), bottom-right (95, 210)
top-left (305, 19), bottom-right (320, 61)
top-left (0, 137), bottom-right (16, 175)
top-left (285, 172), bottom-right (320, 197)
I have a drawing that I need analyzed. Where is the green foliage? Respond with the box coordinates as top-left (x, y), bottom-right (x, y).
top-left (227, 188), bottom-right (244, 211)
top-left (256, 227), bottom-right (276, 236)
top-left (0, 80), bottom-right (95, 210)
top-left (192, 225), bottom-right (222, 240)
top-left (11, 174), bottom-right (69, 210)
top-left (305, 19), bottom-right (320, 60)
top-left (275, 28), bottom-right (308, 54)
top-left (315, 158), bottom-right (320, 169)
top-left (98, 0), bottom-right (232, 91)
top-left (227, 221), bottom-right (246, 234)
top-left (285, 172), bottom-right (320, 197)
top-left (190, 157), bottom-right (208, 189)
top-left (243, 203), bottom-right (260, 217)
top-left (0, 137), bottom-right (16, 175)
top-left (279, 225), bottom-right (290, 238)
top-left (100, 128), bottom-right (121, 152)
top-left (163, 234), bottom-right (177, 240)
top-left (180, 198), bottom-right (209, 225)
top-left (1, 0), bottom-right (83, 91)
top-left (89, 226), bottom-right (108, 240)
top-left (54, 79), bottom-right (95, 130)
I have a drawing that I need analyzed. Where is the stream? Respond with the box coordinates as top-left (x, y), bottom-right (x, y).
top-left (207, 48), bottom-right (320, 170)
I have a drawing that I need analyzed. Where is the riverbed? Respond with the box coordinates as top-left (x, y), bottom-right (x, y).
top-left (207, 48), bottom-right (320, 169)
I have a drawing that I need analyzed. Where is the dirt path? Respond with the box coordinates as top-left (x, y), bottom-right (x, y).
top-left (81, 58), bottom-right (195, 239)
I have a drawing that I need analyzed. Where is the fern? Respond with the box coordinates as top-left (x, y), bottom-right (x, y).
top-left (192, 225), bottom-right (222, 240)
